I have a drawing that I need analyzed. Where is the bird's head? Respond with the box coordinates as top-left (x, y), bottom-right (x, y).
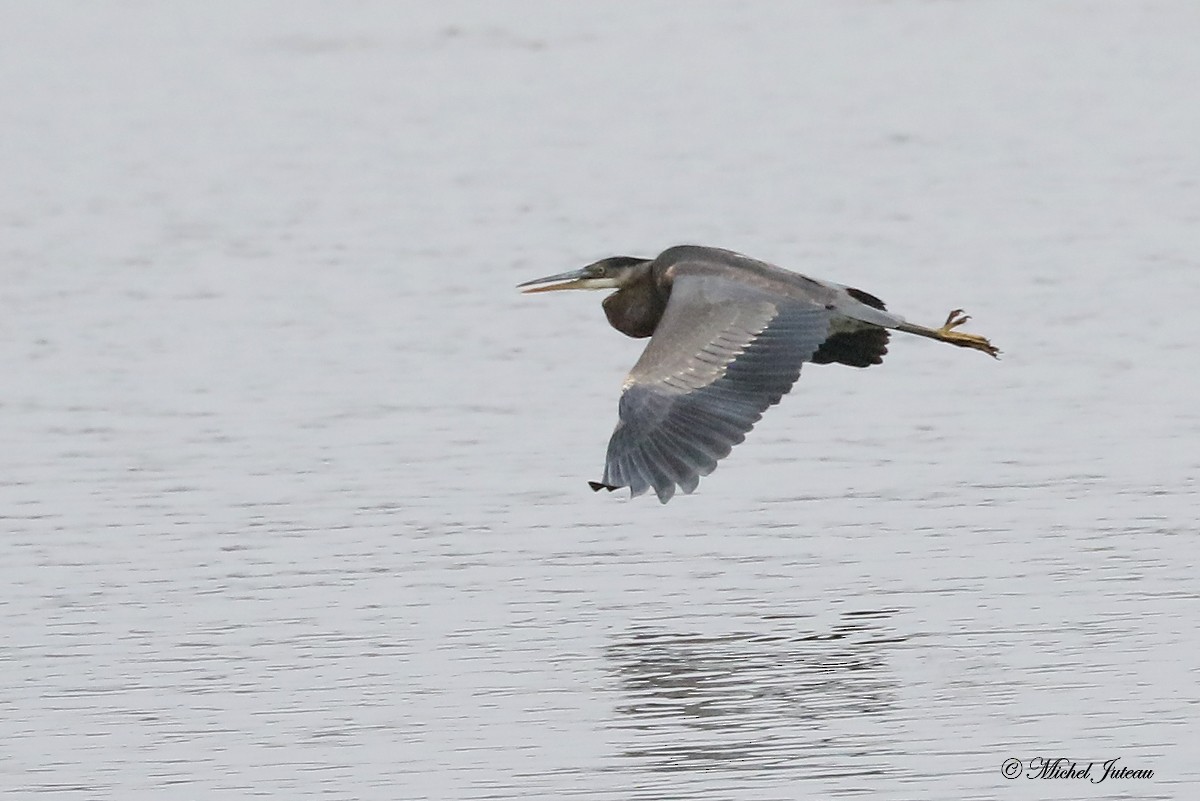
top-left (518, 256), bottom-right (649, 294)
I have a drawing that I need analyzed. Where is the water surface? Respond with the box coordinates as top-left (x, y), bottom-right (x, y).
top-left (1, 3), bottom-right (1197, 799)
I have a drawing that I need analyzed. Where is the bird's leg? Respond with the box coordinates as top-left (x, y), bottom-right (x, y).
top-left (935, 309), bottom-right (999, 356)
top-left (896, 310), bottom-right (1000, 358)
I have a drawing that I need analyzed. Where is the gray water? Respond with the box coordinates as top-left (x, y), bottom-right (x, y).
top-left (2, 3), bottom-right (1198, 799)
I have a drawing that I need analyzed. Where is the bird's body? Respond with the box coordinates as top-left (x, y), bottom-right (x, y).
top-left (520, 245), bottom-right (997, 503)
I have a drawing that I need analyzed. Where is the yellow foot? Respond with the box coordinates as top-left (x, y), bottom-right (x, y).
top-left (937, 309), bottom-right (1000, 358)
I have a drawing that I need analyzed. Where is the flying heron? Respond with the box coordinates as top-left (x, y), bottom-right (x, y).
top-left (519, 245), bottom-right (998, 503)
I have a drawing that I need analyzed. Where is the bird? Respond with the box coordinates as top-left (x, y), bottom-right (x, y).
top-left (519, 245), bottom-right (998, 503)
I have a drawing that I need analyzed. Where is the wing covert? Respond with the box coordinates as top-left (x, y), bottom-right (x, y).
top-left (598, 270), bottom-right (834, 502)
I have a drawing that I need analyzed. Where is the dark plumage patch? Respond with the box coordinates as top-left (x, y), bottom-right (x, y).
top-left (603, 285), bottom-right (666, 339)
top-left (811, 329), bottom-right (890, 368)
top-left (846, 286), bottom-right (887, 310)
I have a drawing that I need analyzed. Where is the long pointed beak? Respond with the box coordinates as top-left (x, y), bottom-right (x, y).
top-left (517, 269), bottom-right (591, 294)
top-left (517, 269), bottom-right (619, 294)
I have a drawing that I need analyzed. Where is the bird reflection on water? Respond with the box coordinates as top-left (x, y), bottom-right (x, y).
top-left (605, 610), bottom-right (903, 774)
top-left (521, 245), bottom-right (998, 503)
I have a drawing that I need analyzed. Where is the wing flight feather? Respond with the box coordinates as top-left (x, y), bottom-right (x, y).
top-left (598, 269), bottom-right (835, 502)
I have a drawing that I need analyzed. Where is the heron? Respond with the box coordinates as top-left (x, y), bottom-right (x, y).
top-left (519, 245), bottom-right (998, 503)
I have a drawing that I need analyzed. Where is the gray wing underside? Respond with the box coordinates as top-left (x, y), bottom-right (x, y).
top-left (596, 270), bottom-right (834, 503)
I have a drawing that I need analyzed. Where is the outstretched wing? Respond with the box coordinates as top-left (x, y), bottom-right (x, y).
top-left (592, 269), bottom-right (835, 503)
